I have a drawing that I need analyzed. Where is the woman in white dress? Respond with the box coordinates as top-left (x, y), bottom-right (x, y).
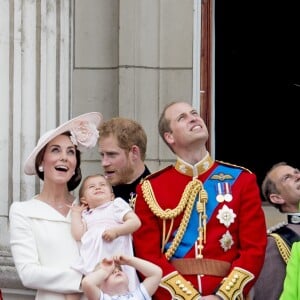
top-left (9, 112), bottom-right (102, 300)
top-left (70, 174), bottom-right (141, 294)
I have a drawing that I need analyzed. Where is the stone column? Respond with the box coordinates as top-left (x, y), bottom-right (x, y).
top-left (0, 1), bottom-right (72, 298)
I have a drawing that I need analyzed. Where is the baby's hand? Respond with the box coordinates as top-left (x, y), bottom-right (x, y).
top-left (102, 229), bottom-right (118, 242)
top-left (101, 257), bottom-right (114, 268)
top-left (113, 254), bottom-right (130, 265)
top-left (98, 258), bottom-right (115, 276)
top-left (68, 203), bottom-right (87, 213)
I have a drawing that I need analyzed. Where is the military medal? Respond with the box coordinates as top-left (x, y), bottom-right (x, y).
top-left (216, 182), bottom-right (224, 202)
top-left (217, 204), bottom-right (237, 227)
top-left (216, 194), bottom-right (224, 202)
top-left (224, 182), bottom-right (233, 202)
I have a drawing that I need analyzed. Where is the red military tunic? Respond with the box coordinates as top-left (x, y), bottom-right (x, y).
top-left (133, 154), bottom-right (267, 299)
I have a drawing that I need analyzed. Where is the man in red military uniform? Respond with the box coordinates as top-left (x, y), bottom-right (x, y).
top-left (133, 101), bottom-right (267, 299)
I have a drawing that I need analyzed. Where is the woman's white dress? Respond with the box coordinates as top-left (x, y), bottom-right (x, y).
top-left (9, 198), bottom-right (86, 300)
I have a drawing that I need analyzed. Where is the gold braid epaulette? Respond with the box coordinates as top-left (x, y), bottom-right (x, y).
top-left (269, 233), bottom-right (291, 264)
top-left (216, 160), bottom-right (252, 173)
top-left (141, 178), bottom-right (203, 260)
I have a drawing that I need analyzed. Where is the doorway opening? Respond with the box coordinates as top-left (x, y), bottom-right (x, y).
top-left (214, 1), bottom-right (300, 192)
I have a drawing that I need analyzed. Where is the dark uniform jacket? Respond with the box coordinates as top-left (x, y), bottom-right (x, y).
top-left (112, 165), bottom-right (150, 205)
top-left (254, 214), bottom-right (300, 300)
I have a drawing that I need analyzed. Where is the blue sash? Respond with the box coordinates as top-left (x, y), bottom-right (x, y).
top-left (165, 164), bottom-right (242, 258)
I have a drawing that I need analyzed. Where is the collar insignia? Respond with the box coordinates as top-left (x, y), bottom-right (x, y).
top-left (174, 153), bottom-right (214, 177)
top-left (288, 213), bottom-right (300, 224)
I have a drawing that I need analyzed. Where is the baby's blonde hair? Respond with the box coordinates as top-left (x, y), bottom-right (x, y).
top-left (78, 173), bottom-right (113, 204)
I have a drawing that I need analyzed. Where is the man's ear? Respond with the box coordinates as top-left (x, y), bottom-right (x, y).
top-left (164, 131), bottom-right (173, 145)
top-left (269, 193), bottom-right (284, 205)
top-left (130, 145), bottom-right (140, 160)
top-left (131, 145), bottom-right (139, 155)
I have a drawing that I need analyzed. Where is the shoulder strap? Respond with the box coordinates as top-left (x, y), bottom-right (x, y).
top-left (269, 233), bottom-right (291, 264)
top-left (272, 226), bottom-right (300, 248)
top-left (269, 226), bottom-right (300, 263)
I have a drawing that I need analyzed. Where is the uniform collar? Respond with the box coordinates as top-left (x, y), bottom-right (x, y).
top-left (287, 213), bottom-right (300, 224)
top-left (174, 152), bottom-right (214, 177)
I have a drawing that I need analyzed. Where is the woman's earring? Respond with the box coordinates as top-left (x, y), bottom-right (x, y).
top-left (38, 165), bottom-right (44, 172)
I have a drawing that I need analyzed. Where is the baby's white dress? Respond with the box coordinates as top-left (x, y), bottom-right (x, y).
top-left (72, 197), bottom-right (139, 291)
